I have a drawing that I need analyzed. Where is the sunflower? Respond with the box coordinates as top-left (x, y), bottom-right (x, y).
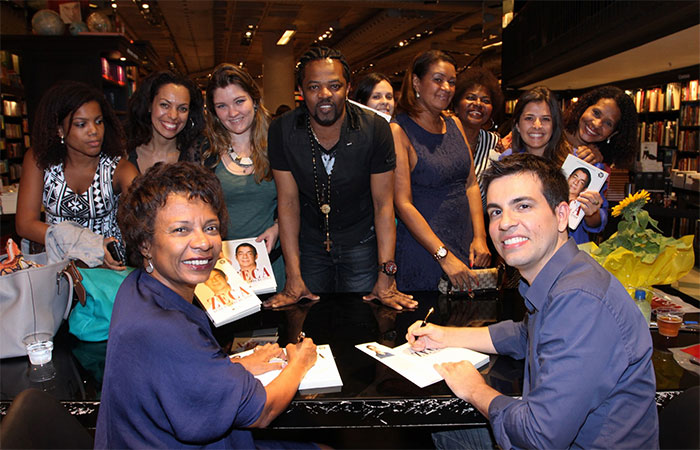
top-left (611, 189), bottom-right (651, 217)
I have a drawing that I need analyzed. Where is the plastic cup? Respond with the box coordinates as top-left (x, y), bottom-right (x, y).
top-left (22, 332), bottom-right (54, 365)
top-left (656, 309), bottom-right (684, 337)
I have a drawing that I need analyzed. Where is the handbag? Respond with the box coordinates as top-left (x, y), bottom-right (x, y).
top-left (68, 266), bottom-right (133, 342)
top-left (0, 253), bottom-right (74, 359)
top-left (438, 265), bottom-right (504, 296)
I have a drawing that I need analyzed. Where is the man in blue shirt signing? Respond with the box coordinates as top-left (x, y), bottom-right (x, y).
top-left (408, 153), bottom-right (658, 449)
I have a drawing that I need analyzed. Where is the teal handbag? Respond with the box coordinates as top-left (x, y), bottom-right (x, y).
top-left (68, 267), bottom-right (134, 342)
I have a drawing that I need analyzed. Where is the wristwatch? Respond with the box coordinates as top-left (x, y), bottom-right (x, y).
top-left (433, 246), bottom-right (448, 261)
top-left (378, 260), bottom-right (398, 276)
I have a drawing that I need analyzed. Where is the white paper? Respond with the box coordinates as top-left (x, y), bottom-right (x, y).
top-left (236, 344), bottom-right (343, 391)
top-left (356, 342), bottom-right (490, 388)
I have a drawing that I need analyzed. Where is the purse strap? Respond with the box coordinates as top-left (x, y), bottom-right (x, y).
top-left (59, 262), bottom-right (76, 320)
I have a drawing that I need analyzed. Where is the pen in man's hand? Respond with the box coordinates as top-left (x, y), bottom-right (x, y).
top-left (297, 331), bottom-right (305, 343)
top-left (420, 307), bottom-right (434, 327)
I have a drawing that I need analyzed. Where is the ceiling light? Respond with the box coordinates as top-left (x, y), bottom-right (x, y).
top-left (111, 2), bottom-right (117, 8)
top-left (277, 28), bottom-right (296, 46)
top-left (142, 3), bottom-right (149, 9)
top-left (318, 36), bottom-right (324, 41)
top-left (120, 57), bottom-right (126, 61)
top-left (89, 3), bottom-right (98, 7)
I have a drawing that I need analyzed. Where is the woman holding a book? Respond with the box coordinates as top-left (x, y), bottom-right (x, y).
top-left (500, 87), bottom-right (606, 244)
top-left (125, 70), bottom-right (206, 173)
top-left (203, 63), bottom-right (284, 290)
top-left (95, 162), bottom-right (319, 449)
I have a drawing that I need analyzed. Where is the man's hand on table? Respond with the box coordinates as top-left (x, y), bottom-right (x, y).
top-left (363, 275), bottom-right (417, 310)
top-left (263, 276), bottom-right (319, 309)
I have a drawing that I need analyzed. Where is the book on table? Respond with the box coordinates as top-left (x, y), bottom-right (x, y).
top-left (222, 238), bottom-right (276, 294)
top-left (234, 344), bottom-right (343, 393)
top-left (194, 258), bottom-right (261, 327)
top-left (356, 342), bottom-right (489, 388)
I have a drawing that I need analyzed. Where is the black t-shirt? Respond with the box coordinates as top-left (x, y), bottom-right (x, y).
top-left (268, 103), bottom-right (396, 245)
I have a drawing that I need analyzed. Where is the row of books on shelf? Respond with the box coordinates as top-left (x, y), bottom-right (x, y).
top-left (677, 130), bottom-right (699, 152)
top-left (638, 120), bottom-right (677, 147)
top-left (675, 157), bottom-right (699, 171)
top-left (2, 142), bottom-right (24, 158)
top-left (100, 57), bottom-right (127, 86)
top-left (632, 80), bottom-right (699, 113)
top-left (0, 51), bottom-right (22, 88)
top-left (3, 123), bottom-right (24, 140)
top-left (2, 99), bottom-right (25, 117)
top-left (679, 104), bottom-right (700, 126)
top-left (0, 161), bottom-right (22, 179)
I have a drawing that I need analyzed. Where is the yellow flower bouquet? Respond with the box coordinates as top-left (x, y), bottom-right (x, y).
top-left (580, 190), bottom-right (695, 288)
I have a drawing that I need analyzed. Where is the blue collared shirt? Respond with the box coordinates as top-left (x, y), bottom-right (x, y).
top-left (487, 239), bottom-right (658, 449)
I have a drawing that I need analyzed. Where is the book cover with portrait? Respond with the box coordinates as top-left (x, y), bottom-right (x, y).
top-left (221, 238), bottom-right (277, 294)
top-left (561, 154), bottom-right (609, 230)
top-left (194, 258), bottom-right (261, 327)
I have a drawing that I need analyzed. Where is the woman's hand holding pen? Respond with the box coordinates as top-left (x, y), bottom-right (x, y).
top-left (285, 337), bottom-right (317, 376)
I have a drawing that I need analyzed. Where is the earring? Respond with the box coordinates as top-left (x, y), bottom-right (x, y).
top-left (487, 118), bottom-right (495, 130)
top-left (145, 256), bottom-right (154, 274)
top-left (60, 135), bottom-right (64, 144)
top-left (606, 136), bottom-right (612, 144)
top-left (416, 92), bottom-right (420, 99)
top-left (189, 118), bottom-right (195, 128)
top-left (254, 104), bottom-right (258, 112)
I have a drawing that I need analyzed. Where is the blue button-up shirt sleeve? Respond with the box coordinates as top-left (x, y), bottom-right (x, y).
top-left (487, 289), bottom-right (636, 449)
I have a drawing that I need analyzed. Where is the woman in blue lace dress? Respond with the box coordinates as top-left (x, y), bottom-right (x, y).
top-left (391, 50), bottom-right (490, 292)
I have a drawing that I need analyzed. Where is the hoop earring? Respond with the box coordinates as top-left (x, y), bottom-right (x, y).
top-left (487, 118), bottom-right (495, 130)
top-left (145, 256), bottom-right (154, 274)
top-left (606, 136), bottom-right (612, 144)
top-left (189, 118), bottom-right (195, 128)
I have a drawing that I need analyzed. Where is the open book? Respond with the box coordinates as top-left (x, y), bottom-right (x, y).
top-left (194, 258), bottom-right (261, 327)
top-left (222, 238), bottom-right (276, 294)
top-left (561, 154), bottom-right (609, 230)
top-left (235, 344), bottom-right (343, 393)
top-left (356, 342), bottom-right (489, 388)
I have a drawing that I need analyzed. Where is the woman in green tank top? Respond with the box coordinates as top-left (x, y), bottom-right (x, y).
top-left (202, 63), bottom-right (285, 290)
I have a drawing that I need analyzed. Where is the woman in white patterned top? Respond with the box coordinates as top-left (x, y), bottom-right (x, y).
top-left (451, 68), bottom-right (503, 209)
top-left (16, 81), bottom-right (138, 270)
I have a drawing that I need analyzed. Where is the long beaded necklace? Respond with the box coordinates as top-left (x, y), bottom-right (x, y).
top-left (307, 116), bottom-right (333, 252)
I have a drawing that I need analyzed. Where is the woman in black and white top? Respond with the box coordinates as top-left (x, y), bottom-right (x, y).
top-left (451, 68), bottom-right (503, 208)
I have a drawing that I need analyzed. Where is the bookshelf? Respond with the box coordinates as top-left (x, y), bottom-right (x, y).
top-left (0, 51), bottom-right (29, 186)
top-left (0, 34), bottom-right (145, 133)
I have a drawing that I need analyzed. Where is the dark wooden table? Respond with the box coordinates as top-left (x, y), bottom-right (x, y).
top-left (1, 287), bottom-right (698, 432)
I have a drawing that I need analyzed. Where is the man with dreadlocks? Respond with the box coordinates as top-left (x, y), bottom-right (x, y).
top-left (266, 46), bottom-right (416, 310)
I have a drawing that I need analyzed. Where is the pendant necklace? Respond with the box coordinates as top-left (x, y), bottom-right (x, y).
top-left (228, 146), bottom-right (254, 167)
top-left (307, 116), bottom-right (333, 252)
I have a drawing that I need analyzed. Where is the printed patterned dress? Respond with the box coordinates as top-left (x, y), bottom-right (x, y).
top-left (43, 154), bottom-right (123, 250)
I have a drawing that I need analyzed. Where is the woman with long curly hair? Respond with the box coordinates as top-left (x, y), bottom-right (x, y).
top-left (203, 63), bottom-right (284, 289)
top-left (16, 80), bottom-right (138, 269)
top-left (126, 70), bottom-right (205, 173)
top-left (563, 85), bottom-right (638, 169)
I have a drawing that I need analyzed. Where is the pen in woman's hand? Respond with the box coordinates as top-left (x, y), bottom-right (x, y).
top-left (420, 307), bottom-right (434, 327)
top-left (297, 331), bottom-right (305, 343)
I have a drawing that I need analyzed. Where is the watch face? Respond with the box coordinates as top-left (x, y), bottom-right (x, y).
top-left (383, 261), bottom-right (398, 276)
top-left (435, 247), bottom-right (448, 259)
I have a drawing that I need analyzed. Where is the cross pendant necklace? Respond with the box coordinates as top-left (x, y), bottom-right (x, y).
top-left (308, 116), bottom-right (333, 252)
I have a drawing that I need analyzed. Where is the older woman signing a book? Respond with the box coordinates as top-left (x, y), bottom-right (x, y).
top-left (94, 162), bottom-right (320, 449)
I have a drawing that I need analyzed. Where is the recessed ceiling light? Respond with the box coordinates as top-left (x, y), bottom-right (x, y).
top-left (142, 3), bottom-right (150, 9)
